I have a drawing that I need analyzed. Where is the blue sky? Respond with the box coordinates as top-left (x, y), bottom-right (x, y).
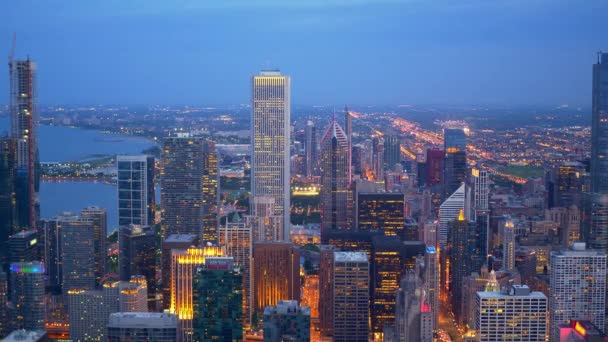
top-left (0, 0), bottom-right (606, 106)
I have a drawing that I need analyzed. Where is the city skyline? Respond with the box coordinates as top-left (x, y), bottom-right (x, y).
top-left (1, 1), bottom-right (607, 106)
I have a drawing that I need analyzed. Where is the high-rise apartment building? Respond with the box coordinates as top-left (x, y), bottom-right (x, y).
top-left (372, 137), bottom-right (384, 181)
top-left (108, 313), bottom-right (178, 342)
top-left (251, 70), bottom-right (291, 236)
top-left (9, 262), bottom-right (45, 331)
top-left (80, 206), bottom-right (107, 286)
top-left (60, 214), bottom-right (96, 291)
top-left (357, 192), bottom-right (405, 237)
top-left (161, 135), bottom-right (218, 242)
top-left (549, 242), bottom-right (606, 342)
top-left (117, 155), bottom-right (155, 226)
top-left (424, 246), bottom-right (439, 329)
top-left (9, 58), bottom-right (39, 230)
top-left (320, 119), bottom-right (352, 242)
top-left (304, 120), bottom-right (318, 177)
top-left (192, 257), bottom-right (243, 341)
top-left (332, 252), bottom-right (369, 342)
top-left (263, 300), bottom-right (310, 342)
top-left (252, 242), bottom-right (300, 314)
top-left (119, 224), bottom-right (157, 302)
top-left (7, 230), bottom-right (39, 265)
top-left (475, 285), bottom-right (547, 342)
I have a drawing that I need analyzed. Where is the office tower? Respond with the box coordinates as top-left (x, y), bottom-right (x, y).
top-left (318, 246), bottom-right (336, 337)
top-left (438, 183), bottom-right (466, 249)
top-left (332, 252), bottom-right (369, 342)
top-left (263, 300), bottom-right (310, 342)
top-left (248, 196), bottom-right (283, 241)
top-left (7, 230), bottom-right (39, 265)
top-left (471, 168), bottom-right (489, 213)
top-left (304, 120), bottom-right (318, 177)
top-left (301, 274), bottom-right (319, 320)
top-left (117, 155), bottom-right (155, 226)
top-left (591, 52), bottom-right (608, 194)
top-left (162, 135), bottom-right (218, 241)
top-left (161, 234), bottom-right (199, 310)
top-left (9, 262), bottom-right (45, 330)
top-left (556, 162), bottom-right (583, 207)
top-left (192, 257), bottom-right (243, 341)
top-left (60, 214), bottom-right (96, 291)
top-left (422, 221), bottom-right (438, 247)
top-left (503, 218), bottom-right (516, 271)
top-left (319, 119), bottom-right (352, 242)
top-left (447, 210), bottom-right (469, 321)
top-left (119, 224), bottom-right (157, 297)
top-left (372, 137), bottom-right (384, 180)
top-left (219, 221), bottom-right (252, 327)
top-left (80, 206), bottom-right (107, 286)
top-left (549, 242), bottom-right (606, 341)
top-left (443, 128), bottom-right (466, 198)
top-left (424, 246), bottom-right (439, 329)
top-left (108, 313), bottom-right (178, 342)
top-left (251, 70), bottom-right (291, 237)
top-left (371, 235), bottom-right (403, 334)
top-left (384, 135), bottom-right (401, 170)
top-left (425, 148), bottom-right (443, 186)
top-left (475, 285), bottom-right (547, 342)
top-left (169, 246), bottom-right (223, 342)
top-left (357, 192), bottom-right (405, 237)
top-left (0, 137), bottom-right (16, 259)
top-left (9, 58), bottom-right (39, 230)
top-left (392, 270), bottom-right (433, 342)
top-left (252, 242), bottom-right (300, 314)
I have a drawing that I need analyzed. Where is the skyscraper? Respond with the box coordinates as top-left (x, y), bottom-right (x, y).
top-left (160, 234), bottom-right (199, 310)
top-left (443, 128), bottom-right (466, 200)
top-left (332, 252), bottom-right (369, 342)
top-left (118, 224), bottom-right (157, 299)
top-left (9, 262), bottom-right (45, 331)
top-left (549, 242), bottom-right (606, 342)
top-left (117, 155), bottom-right (155, 226)
top-left (372, 137), bottom-right (384, 181)
top-left (591, 52), bottom-right (608, 194)
top-left (252, 242), bottom-right (300, 314)
top-left (424, 246), bottom-right (439, 329)
top-left (9, 58), bottom-right (39, 230)
top-left (357, 192), bottom-right (405, 237)
top-left (161, 135), bottom-right (218, 242)
top-left (0, 137), bottom-right (16, 259)
top-left (502, 218), bottom-right (516, 271)
top-left (80, 206), bottom-right (107, 287)
top-left (304, 120), bottom-right (318, 177)
top-left (60, 214), bottom-right (96, 291)
top-left (384, 135), bottom-right (401, 170)
top-left (438, 183), bottom-right (466, 250)
top-left (371, 235), bottom-right (403, 335)
top-left (447, 210), bottom-right (469, 321)
top-left (247, 196), bottom-right (283, 241)
top-left (425, 148), bottom-right (443, 186)
top-left (475, 285), bottom-right (547, 342)
top-left (320, 119), bottom-right (352, 242)
top-left (251, 70), bottom-right (291, 237)
top-left (192, 257), bottom-right (243, 341)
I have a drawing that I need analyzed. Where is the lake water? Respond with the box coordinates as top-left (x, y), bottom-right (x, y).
top-left (0, 116), bottom-right (158, 233)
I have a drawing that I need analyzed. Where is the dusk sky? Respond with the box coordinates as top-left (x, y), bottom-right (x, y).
top-left (1, 0), bottom-right (606, 106)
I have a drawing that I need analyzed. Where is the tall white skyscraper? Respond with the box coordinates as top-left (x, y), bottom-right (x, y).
top-left (438, 183), bottom-right (466, 249)
top-left (475, 285), bottom-right (547, 342)
top-left (251, 70), bottom-right (291, 239)
top-left (549, 242), bottom-right (606, 342)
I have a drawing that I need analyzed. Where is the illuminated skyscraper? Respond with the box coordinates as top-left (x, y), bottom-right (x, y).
top-left (372, 137), bottom-right (384, 181)
top-left (443, 128), bottom-right (466, 200)
top-left (9, 262), bottom-right (45, 331)
top-left (447, 210), bottom-right (468, 321)
top-left (357, 192), bottom-right (405, 237)
top-left (9, 58), bottom-right (39, 230)
top-left (251, 70), bottom-right (291, 237)
top-left (502, 218), bottom-right (516, 271)
top-left (438, 183), bottom-right (466, 249)
top-left (117, 155), bottom-right (155, 226)
top-left (424, 246), bottom-right (439, 329)
top-left (169, 246), bottom-right (224, 342)
top-left (80, 206), bottom-right (107, 287)
top-left (591, 52), bottom-right (608, 194)
top-left (161, 135), bottom-right (218, 242)
top-left (60, 214), bottom-right (95, 291)
top-left (549, 242), bottom-right (606, 342)
top-left (425, 149), bottom-right (443, 187)
top-left (320, 119), bottom-right (352, 242)
top-left (332, 252), bottom-right (369, 342)
top-left (384, 135), bottom-right (401, 170)
top-left (304, 120), bottom-right (318, 177)
top-left (252, 242), bottom-right (300, 314)
top-left (371, 235), bottom-right (403, 334)
top-left (160, 234), bottom-right (199, 310)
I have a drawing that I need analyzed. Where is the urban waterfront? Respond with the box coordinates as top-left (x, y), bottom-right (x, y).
top-left (0, 116), bottom-right (157, 232)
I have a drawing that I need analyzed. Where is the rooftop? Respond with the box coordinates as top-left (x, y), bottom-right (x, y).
top-left (334, 251), bottom-right (368, 263)
top-left (3, 330), bottom-right (47, 342)
top-left (108, 312), bottom-right (178, 328)
top-left (264, 300), bottom-right (311, 316)
top-left (164, 234), bottom-right (198, 243)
